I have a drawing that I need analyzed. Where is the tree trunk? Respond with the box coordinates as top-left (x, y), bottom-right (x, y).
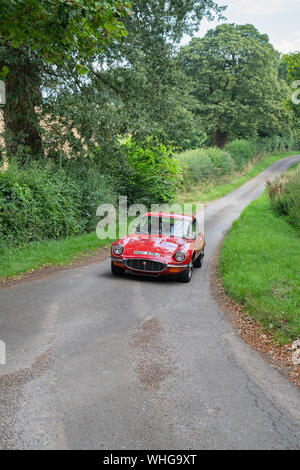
top-left (1, 46), bottom-right (43, 163)
top-left (215, 128), bottom-right (228, 148)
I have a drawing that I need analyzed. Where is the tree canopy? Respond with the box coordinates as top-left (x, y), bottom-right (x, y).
top-left (178, 23), bottom-right (292, 146)
top-left (281, 52), bottom-right (300, 122)
top-left (0, 0), bottom-right (130, 72)
top-left (0, 0), bottom-right (224, 159)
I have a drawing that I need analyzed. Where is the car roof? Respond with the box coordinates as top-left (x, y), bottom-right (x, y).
top-left (143, 212), bottom-right (194, 222)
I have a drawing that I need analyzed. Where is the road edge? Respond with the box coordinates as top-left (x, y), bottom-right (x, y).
top-left (0, 247), bottom-right (111, 291)
top-left (210, 236), bottom-right (300, 423)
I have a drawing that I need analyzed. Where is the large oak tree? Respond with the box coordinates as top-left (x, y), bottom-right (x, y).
top-left (0, 0), bottom-right (130, 161)
top-left (178, 23), bottom-right (292, 147)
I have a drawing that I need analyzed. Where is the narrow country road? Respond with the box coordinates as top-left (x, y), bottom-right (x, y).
top-left (1, 155), bottom-right (300, 450)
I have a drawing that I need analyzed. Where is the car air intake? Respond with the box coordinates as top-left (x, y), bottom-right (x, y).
top-left (126, 259), bottom-right (165, 273)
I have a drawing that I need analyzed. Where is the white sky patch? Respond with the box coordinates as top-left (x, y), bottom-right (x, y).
top-left (274, 31), bottom-right (300, 54)
top-left (181, 0), bottom-right (300, 54)
top-left (229, 0), bottom-right (300, 16)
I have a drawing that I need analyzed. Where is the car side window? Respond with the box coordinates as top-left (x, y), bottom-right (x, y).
top-left (192, 219), bottom-right (197, 236)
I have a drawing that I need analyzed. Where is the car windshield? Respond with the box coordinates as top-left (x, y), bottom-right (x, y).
top-left (138, 216), bottom-right (193, 239)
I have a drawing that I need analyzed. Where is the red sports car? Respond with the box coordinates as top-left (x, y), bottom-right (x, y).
top-left (111, 212), bottom-right (205, 282)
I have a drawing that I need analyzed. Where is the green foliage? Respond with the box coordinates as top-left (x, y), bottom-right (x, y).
top-left (123, 138), bottom-right (183, 206)
top-left (177, 137), bottom-right (299, 189)
top-left (225, 139), bottom-right (258, 169)
top-left (38, 0), bottom-right (223, 162)
top-left (165, 109), bottom-right (207, 150)
top-left (256, 134), bottom-right (299, 153)
top-left (220, 192), bottom-right (300, 343)
top-left (0, 1), bottom-right (131, 159)
top-left (178, 147), bottom-right (234, 184)
top-left (0, 163), bottom-right (116, 246)
top-left (269, 169), bottom-right (300, 232)
top-left (178, 24), bottom-right (293, 146)
top-left (281, 52), bottom-right (300, 127)
top-left (0, 0), bottom-right (130, 68)
top-left (0, 137), bottom-right (183, 246)
top-left (178, 151), bottom-right (300, 204)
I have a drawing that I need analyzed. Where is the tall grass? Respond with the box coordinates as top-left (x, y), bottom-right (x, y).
top-left (177, 136), bottom-right (299, 190)
top-left (224, 139), bottom-right (257, 169)
top-left (177, 147), bottom-right (234, 184)
top-left (269, 167), bottom-right (300, 233)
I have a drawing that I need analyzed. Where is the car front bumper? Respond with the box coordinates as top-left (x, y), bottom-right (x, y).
top-left (111, 257), bottom-right (189, 275)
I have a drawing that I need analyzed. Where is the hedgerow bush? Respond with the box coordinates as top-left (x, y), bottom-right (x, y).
top-left (66, 160), bottom-right (117, 232)
top-left (269, 169), bottom-right (300, 233)
top-left (122, 138), bottom-right (183, 206)
top-left (178, 136), bottom-right (299, 187)
top-left (0, 138), bottom-right (183, 245)
top-left (224, 139), bottom-right (257, 170)
top-left (257, 135), bottom-right (299, 153)
top-left (1, 135), bottom-right (297, 247)
top-left (178, 147), bottom-right (234, 184)
top-left (0, 163), bottom-right (116, 245)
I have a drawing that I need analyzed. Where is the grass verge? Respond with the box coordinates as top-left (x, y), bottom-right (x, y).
top-left (220, 191), bottom-right (300, 344)
top-left (0, 232), bottom-right (112, 279)
top-left (178, 150), bottom-right (299, 203)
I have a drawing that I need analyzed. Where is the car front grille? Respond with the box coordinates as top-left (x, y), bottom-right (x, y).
top-left (126, 258), bottom-right (165, 273)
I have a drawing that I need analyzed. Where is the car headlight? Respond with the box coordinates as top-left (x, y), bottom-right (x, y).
top-left (113, 244), bottom-right (124, 256)
top-left (174, 251), bottom-right (186, 262)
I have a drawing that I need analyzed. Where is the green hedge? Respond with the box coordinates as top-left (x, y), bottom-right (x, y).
top-left (178, 147), bottom-right (234, 184)
top-left (1, 136), bottom-right (298, 247)
top-left (257, 135), bottom-right (299, 153)
top-left (0, 139), bottom-right (183, 246)
top-left (269, 169), bottom-right (300, 233)
top-left (0, 163), bottom-right (116, 246)
top-left (224, 139), bottom-right (257, 170)
top-left (123, 138), bottom-right (182, 206)
top-left (178, 136), bottom-right (299, 186)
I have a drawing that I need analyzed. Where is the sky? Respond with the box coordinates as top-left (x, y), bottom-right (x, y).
top-left (182, 0), bottom-right (300, 54)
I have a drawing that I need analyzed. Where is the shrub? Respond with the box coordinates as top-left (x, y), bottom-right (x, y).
top-left (224, 139), bottom-right (257, 170)
top-left (122, 138), bottom-right (183, 206)
top-left (0, 163), bottom-right (116, 245)
top-left (0, 138), bottom-right (183, 246)
top-left (257, 134), bottom-right (299, 153)
top-left (178, 147), bottom-right (234, 184)
top-left (66, 160), bottom-right (117, 232)
top-left (269, 169), bottom-right (300, 232)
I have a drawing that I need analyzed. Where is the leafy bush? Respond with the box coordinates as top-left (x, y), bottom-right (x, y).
top-left (269, 169), bottom-right (300, 232)
top-left (122, 138), bottom-right (183, 206)
top-left (0, 163), bottom-right (116, 245)
top-left (178, 147), bottom-right (234, 184)
top-left (0, 138), bottom-right (183, 245)
top-left (225, 139), bottom-right (257, 170)
top-left (257, 135), bottom-right (299, 153)
top-left (66, 160), bottom-right (117, 232)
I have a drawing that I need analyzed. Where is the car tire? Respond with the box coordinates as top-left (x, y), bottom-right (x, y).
top-left (178, 259), bottom-right (193, 283)
top-left (111, 260), bottom-right (124, 276)
top-left (194, 250), bottom-right (204, 268)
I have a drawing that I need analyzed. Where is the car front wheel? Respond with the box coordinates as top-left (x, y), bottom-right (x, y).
top-left (178, 259), bottom-right (193, 283)
top-left (111, 260), bottom-right (124, 276)
top-left (194, 250), bottom-right (204, 268)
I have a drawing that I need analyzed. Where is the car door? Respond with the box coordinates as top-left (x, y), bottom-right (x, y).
top-left (193, 218), bottom-right (204, 256)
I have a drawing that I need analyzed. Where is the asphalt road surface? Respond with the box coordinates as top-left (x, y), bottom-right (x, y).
top-left (1, 155), bottom-right (300, 450)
